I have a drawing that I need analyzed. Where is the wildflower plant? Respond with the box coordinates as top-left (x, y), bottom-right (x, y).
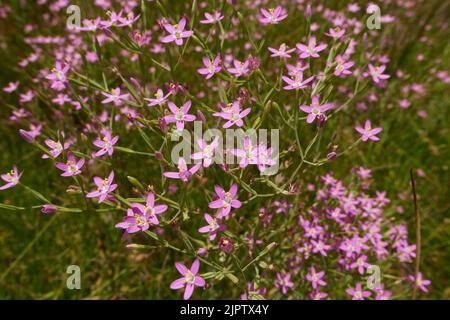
top-left (0, 0), bottom-right (448, 300)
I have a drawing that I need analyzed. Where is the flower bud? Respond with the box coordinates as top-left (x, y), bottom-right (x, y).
top-left (41, 204), bottom-right (57, 214)
top-left (219, 236), bottom-right (233, 253)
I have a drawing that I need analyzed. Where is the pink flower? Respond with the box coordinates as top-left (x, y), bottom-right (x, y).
top-left (275, 273), bottom-right (294, 295)
top-left (46, 62), bottom-right (70, 91)
top-left (227, 59), bottom-right (250, 78)
top-left (306, 266), bottom-right (327, 289)
top-left (101, 87), bottom-right (130, 106)
top-left (231, 136), bottom-right (258, 169)
top-left (86, 171), bottom-right (118, 203)
top-left (346, 282), bottom-right (371, 300)
top-left (191, 137), bottom-right (220, 167)
top-left (282, 73), bottom-right (314, 90)
top-left (268, 43), bottom-right (296, 58)
top-left (350, 255), bottom-right (371, 275)
top-left (0, 165), bottom-right (22, 190)
top-left (170, 259), bottom-right (205, 300)
top-left (259, 7), bottom-right (288, 25)
top-left (163, 157), bottom-right (201, 182)
top-left (161, 18), bottom-right (193, 46)
top-left (42, 138), bottom-right (71, 159)
top-left (144, 88), bottom-right (171, 107)
top-left (19, 123), bottom-right (42, 142)
top-left (325, 26), bottom-right (346, 39)
top-left (334, 55), bottom-right (354, 77)
top-left (208, 184), bottom-right (241, 218)
top-left (300, 95), bottom-right (334, 123)
top-left (3, 81), bottom-right (19, 93)
top-left (93, 130), bottom-right (119, 157)
top-left (163, 100), bottom-right (196, 131)
top-left (197, 55), bottom-right (222, 79)
top-left (368, 64), bottom-right (390, 83)
top-left (55, 152), bottom-right (85, 177)
top-left (408, 272), bottom-right (431, 293)
top-left (355, 120), bottom-right (382, 142)
top-left (78, 18), bottom-right (102, 32)
top-left (115, 192), bottom-right (168, 235)
top-left (198, 213), bottom-right (223, 240)
top-left (223, 107), bottom-right (251, 128)
top-left (296, 36), bottom-right (327, 59)
top-left (200, 11), bottom-right (224, 24)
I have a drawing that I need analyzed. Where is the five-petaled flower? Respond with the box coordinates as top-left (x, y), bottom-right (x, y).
top-left (55, 152), bottom-right (85, 177)
top-left (306, 266), bottom-right (327, 289)
top-left (170, 259), bottom-right (205, 300)
top-left (93, 130), bottom-right (119, 157)
top-left (346, 282), bottom-right (371, 300)
top-left (191, 137), bottom-right (220, 168)
top-left (163, 100), bottom-right (196, 131)
top-left (296, 36), bottom-right (328, 59)
top-left (0, 165), bottom-right (22, 190)
top-left (259, 7), bottom-right (288, 25)
top-left (197, 55), bottom-right (222, 79)
top-left (355, 120), bottom-right (382, 142)
top-left (164, 157), bottom-right (201, 182)
top-left (300, 95), bottom-right (334, 124)
top-left (368, 64), bottom-right (390, 83)
top-left (161, 18), bottom-right (193, 46)
top-left (86, 171), bottom-right (118, 203)
top-left (101, 87), bottom-right (130, 106)
top-left (115, 192), bottom-right (168, 235)
top-left (282, 73), bottom-right (314, 90)
top-left (209, 184), bottom-right (241, 218)
top-left (198, 213), bottom-right (223, 240)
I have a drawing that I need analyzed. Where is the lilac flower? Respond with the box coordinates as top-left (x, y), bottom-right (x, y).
top-left (306, 266), bottom-right (327, 289)
top-left (325, 26), bottom-right (346, 39)
top-left (259, 7), bottom-right (288, 25)
top-left (78, 18), bottom-right (102, 32)
top-left (346, 282), bottom-right (371, 300)
top-left (93, 130), bottom-right (119, 157)
top-left (287, 61), bottom-right (309, 77)
top-left (408, 272), bottom-right (431, 293)
top-left (198, 213), bottom-right (223, 240)
top-left (282, 73), bottom-right (314, 90)
top-left (55, 152), bottom-right (85, 177)
top-left (3, 81), bottom-right (19, 93)
top-left (170, 259), bottom-right (205, 300)
top-left (0, 165), bottom-right (22, 190)
top-left (296, 37), bottom-right (327, 59)
top-left (241, 282), bottom-right (267, 300)
top-left (161, 18), bottom-right (193, 46)
top-left (268, 43), bottom-right (296, 59)
top-left (300, 95), bottom-right (334, 123)
top-left (309, 290), bottom-right (328, 300)
top-left (115, 192), bottom-right (168, 234)
top-left (374, 284), bottom-right (392, 300)
top-left (255, 144), bottom-right (277, 173)
top-left (200, 11), bottom-right (224, 24)
top-left (231, 136), bottom-right (258, 168)
top-left (197, 55), bottom-right (222, 79)
top-left (41, 204), bottom-right (57, 214)
top-left (227, 59), bottom-right (250, 78)
top-left (46, 62), bottom-right (70, 91)
top-left (86, 171), bottom-right (118, 203)
top-left (117, 12), bottom-right (140, 27)
top-left (209, 184), bottom-right (241, 218)
top-left (19, 124), bottom-right (42, 142)
top-left (275, 273), bottom-right (294, 294)
top-left (311, 239), bottom-right (331, 256)
top-left (144, 88), bottom-right (171, 107)
top-left (368, 64), bottom-right (390, 83)
top-left (163, 100), bottom-right (196, 131)
top-left (163, 157), bottom-right (201, 182)
top-left (219, 236), bottom-right (233, 253)
top-left (101, 87), bottom-right (130, 106)
top-left (334, 55), bottom-right (354, 77)
top-left (350, 255), bottom-right (371, 275)
top-left (42, 138), bottom-right (71, 159)
top-left (191, 137), bottom-right (220, 167)
top-left (221, 107), bottom-right (251, 128)
top-left (355, 120), bottom-right (382, 142)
